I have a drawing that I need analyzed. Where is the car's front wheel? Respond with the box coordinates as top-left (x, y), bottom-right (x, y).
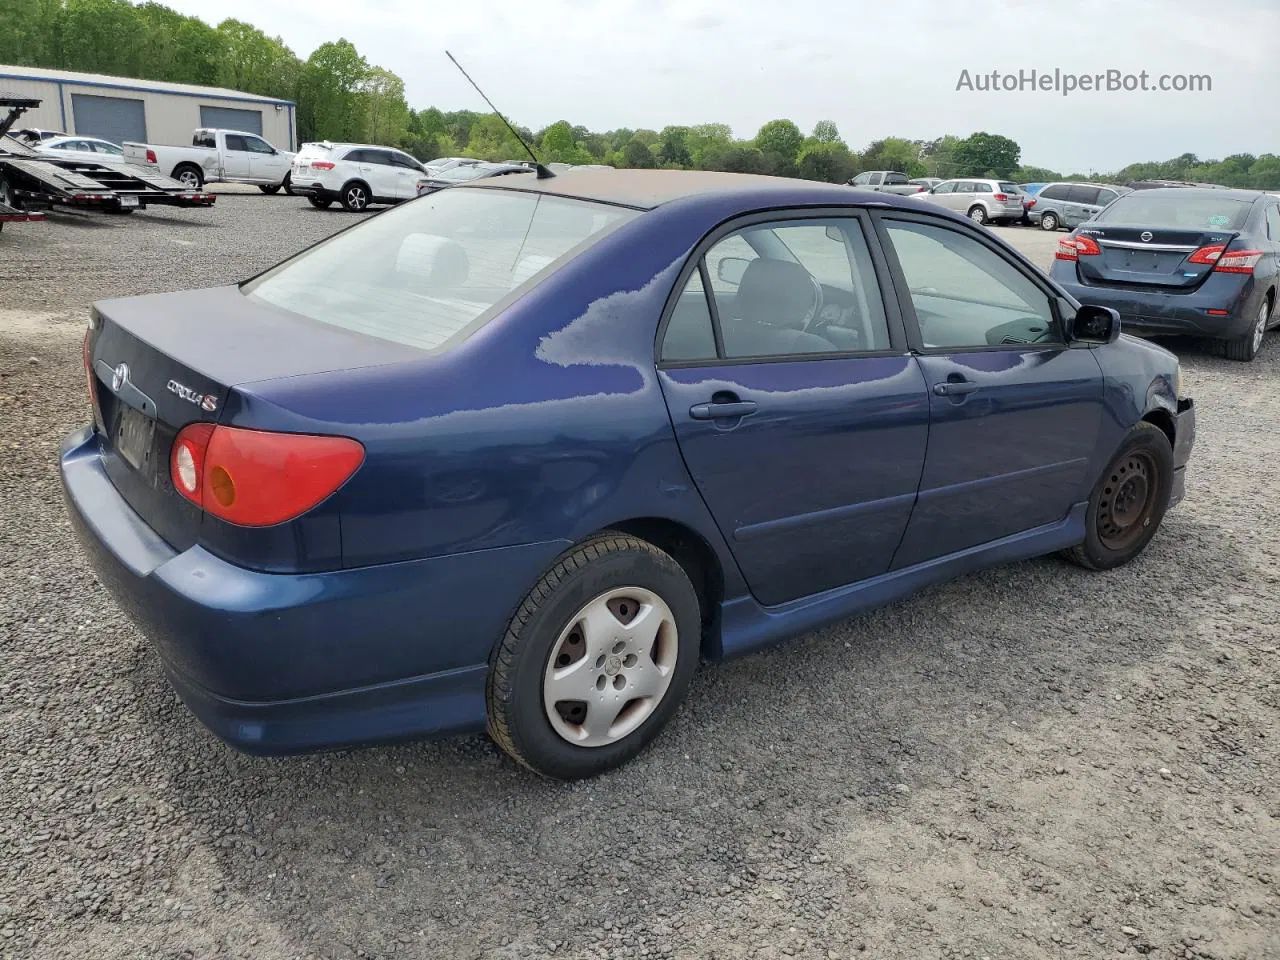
top-left (1039, 211), bottom-right (1059, 231)
top-left (1223, 297), bottom-right (1272, 362)
top-left (487, 532), bottom-right (701, 780)
top-left (258, 184), bottom-right (281, 195)
top-left (1063, 421), bottom-right (1174, 571)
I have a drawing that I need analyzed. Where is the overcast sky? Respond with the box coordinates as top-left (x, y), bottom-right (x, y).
top-left (165, 0), bottom-right (1278, 173)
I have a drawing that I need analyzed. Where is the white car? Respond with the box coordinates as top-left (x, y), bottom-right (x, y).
top-left (291, 142), bottom-right (429, 211)
top-left (34, 136), bottom-right (132, 164)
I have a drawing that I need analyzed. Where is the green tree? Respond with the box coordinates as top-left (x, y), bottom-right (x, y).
top-left (812, 120), bottom-right (842, 145)
top-left (216, 19), bottom-right (299, 101)
top-left (56, 0), bottom-right (146, 76)
top-left (299, 39), bottom-right (368, 141)
top-left (952, 132), bottom-right (1021, 178)
top-left (1011, 165), bottom-right (1061, 182)
top-left (754, 119), bottom-right (804, 162)
top-left (358, 66), bottom-right (409, 145)
top-left (464, 113), bottom-right (528, 160)
top-left (622, 136), bottom-right (656, 168)
top-left (796, 141), bottom-right (855, 182)
top-left (656, 126), bottom-right (692, 166)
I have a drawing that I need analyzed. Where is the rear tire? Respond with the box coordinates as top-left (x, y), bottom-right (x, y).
top-left (307, 195), bottom-right (333, 209)
top-left (258, 184), bottom-right (281, 195)
top-left (0, 175), bottom-right (20, 209)
top-left (1223, 298), bottom-right (1272, 362)
top-left (1062, 421), bottom-right (1174, 571)
top-left (1040, 211), bottom-right (1059, 231)
top-left (283, 173), bottom-right (294, 196)
top-left (340, 181), bottom-right (370, 212)
top-left (172, 164), bottom-right (203, 191)
top-left (967, 205), bottom-right (988, 225)
top-left (486, 532), bottom-right (701, 780)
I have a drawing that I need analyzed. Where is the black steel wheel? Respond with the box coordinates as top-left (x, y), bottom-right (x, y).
top-left (1063, 421), bottom-right (1174, 571)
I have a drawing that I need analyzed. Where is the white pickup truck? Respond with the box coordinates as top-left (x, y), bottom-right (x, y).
top-left (123, 129), bottom-right (295, 193)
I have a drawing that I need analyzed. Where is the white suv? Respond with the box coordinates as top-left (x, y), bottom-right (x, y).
top-left (291, 142), bottom-right (428, 211)
top-left (908, 178), bottom-right (1027, 225)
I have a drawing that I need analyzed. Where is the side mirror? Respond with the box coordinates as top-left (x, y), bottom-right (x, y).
top-left (1066, 303), bottom-right (1121, 344)
top-left (716, 256), bottom-right (751, 286)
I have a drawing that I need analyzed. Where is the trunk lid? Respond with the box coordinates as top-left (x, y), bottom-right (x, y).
top-left (87, 285), bottom-right (414, 552)
top-left (1074, 224), bottom-right (1239, 290)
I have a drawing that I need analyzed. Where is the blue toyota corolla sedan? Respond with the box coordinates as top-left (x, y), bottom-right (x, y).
top-left (62, 169), bottom-right (1195, 779)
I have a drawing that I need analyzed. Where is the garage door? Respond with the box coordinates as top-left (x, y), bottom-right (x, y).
top-left (199, 106), bottom-right (263, 136)
top-left (70, 94), bottom-right (146, 146)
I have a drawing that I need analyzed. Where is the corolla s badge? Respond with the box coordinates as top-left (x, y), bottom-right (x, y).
top-left (110, 363), bottom-right (129, 393)
top-left (1140, 231), bottom-right (1153, 242)
top-left (167, 379), bottom-right (218, 412)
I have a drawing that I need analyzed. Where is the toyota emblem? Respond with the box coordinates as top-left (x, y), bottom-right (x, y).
top-left (110, 362), bottom-right (129, 393)
top-left (1140, 231), bottom-right (1153, 242)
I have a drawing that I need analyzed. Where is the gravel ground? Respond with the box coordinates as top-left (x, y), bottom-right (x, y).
top-left (1, 197), bottom-right (1277, 960)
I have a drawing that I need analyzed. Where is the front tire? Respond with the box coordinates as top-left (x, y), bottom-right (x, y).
top-left (258, 184), bottom-right (281, 195)
top-left (340, 181), bottom-right (370, 212)
top-left (1063, 421), bottom-right (1174, 571)
top-left (486, 532), bottom-right (701, 780)
top-left (967, 205), bottom-right (988, 225)
top-left (1040, 211), bottom-right (1059, 231)
top-left (1223, 298), bottom-right (1271, 362)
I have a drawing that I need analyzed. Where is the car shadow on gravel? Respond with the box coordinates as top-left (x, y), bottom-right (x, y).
top-left (117, 507), bottom-right (1250, 959)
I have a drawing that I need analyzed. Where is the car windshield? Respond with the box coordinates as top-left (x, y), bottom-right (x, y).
top-left (243, 187), bottom-right (637, 351)
top-left (998, 182), bottom-right (1021, 194)
top-left (1095, 194), bottom-right (1253, 229)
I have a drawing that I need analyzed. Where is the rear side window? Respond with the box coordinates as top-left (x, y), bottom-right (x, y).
top-left (1096, 194), bottom-right (1253, 229)
top-left (342, 148), bottom-right (368, 162)
top-left (193, 132), bottom-right (215, 148)
top-left (1039, 184), bottom-right (1068, 201)
top-left (662, 271), bottom-right (717, 362)
top-left (867, 173), bottom-right (883, 185)
top-left (1097, 189), bottom-right (1119, 205)
top-left (244, 189), bottom-right (637, 352)
top-left (971, 183), bottom-right (993, 193)
top-left (1266, 205), bottom-right (1280, 240)
top-left (885, 173), bottom-right (908, 185)
top-left (224, 134), bottom-right (248, 152)
top-left (1066, 185), bottom-right (1101, 204)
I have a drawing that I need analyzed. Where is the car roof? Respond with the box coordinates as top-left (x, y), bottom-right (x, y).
top-left (462, 168), bottom-right (900, 211)
top-left (1117, 186), bottom-right (1264, 202)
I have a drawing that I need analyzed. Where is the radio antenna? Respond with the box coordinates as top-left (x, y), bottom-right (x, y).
top-left (445, 50), bottom-right (554, 179)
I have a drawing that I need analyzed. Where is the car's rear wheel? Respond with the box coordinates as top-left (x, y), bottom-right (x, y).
top-left (486, 532), bottom-right (700, 780)
top-left (1063, 421), bottom-right (1173, 571)
top-left (283, 173), bottom-right (294, 196)
top-left (307, 195), bottom-right (332, 209)
top-left (0, 174), bottom-right (20, 209)
top-left (341, 181), bottom-right (370, 212)
top-left (967, 205), bottom-right (988, 225)
top-left (258, 184), bottom-right (281, 195)
top-left (1039, 211), bottom-right (1059, 231)
top-left (1224, 298), bottom-right (1271, 362)
top-left (173, 164), bottom-right (203, 191)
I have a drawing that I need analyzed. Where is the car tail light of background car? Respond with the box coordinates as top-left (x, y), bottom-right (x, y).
top-left (145, 148), bottom-right (157, 164)
top-left (1187, 244), bottom-right (1265, 274)
top-left (1055, 235), bottom-right (1102, 261)
top-left (1025, 198), bottom-right (1037, 209)
top-left (310, 161), bottom-right (336, 171)
top-left (170, 424), bottom-right (364, 526)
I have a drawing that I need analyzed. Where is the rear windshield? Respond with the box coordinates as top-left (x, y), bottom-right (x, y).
top-left (1095, 194), bottom-right (1253, 230)
top-left (436, 164), bottom-right (505, 182)
top-left (998, 182), bottom-right (1021, 194)
top-left (243, 187), bottom-right (637, 351)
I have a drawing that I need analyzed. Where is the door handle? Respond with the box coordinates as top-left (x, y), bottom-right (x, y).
top-left (933, 380), bottom-right (979, 397)
top-left (689, 399), bottom-right (758, 420)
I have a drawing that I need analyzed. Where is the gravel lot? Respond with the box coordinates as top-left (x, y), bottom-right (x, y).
top-left (1, 194), bottom-right (1277, 960)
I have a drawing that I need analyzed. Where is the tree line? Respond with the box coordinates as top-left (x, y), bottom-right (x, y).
top-left (3, 0), bottom-right (1277, 190)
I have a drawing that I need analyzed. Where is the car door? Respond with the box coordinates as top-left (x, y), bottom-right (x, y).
top-left (1063, 185), bottom-right (1101, 228)
top-left (947, 182), bottom-right (975, 214)
top-left (388, 150), bottom-right (426, 199)
top-left (220, 134), bottom-right (253, 178)
top-left (243, 134), bottom-right (288, 183)
top-left (354, 149), bottom-right (398, 199)
top-left (925, 180), bottom-right (956, 209)
top-left (656, 213), bottom-right (930, 607)
top-left (866, 172), bottom-right (884, 189)
top-left (874, 212), bottom-right (1105, 568)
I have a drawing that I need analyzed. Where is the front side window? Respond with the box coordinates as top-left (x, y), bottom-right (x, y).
top-left (663, 218), bottom-right (891, 362)
top-left (934, 181), bottom-right (956, 195)
top-left (244, 188), bottom-right (637, 351)
top-left (852, 172), bottom-right (871, 185)
top-left (245, 136), bottom-right (275, 154)
top-left (884, 220), bottom-right (1058, 350)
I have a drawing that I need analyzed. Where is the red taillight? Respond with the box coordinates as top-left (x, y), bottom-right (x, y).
top-left (170, 424), bottom-right (364, 526)
top-left (145, 148), bottom-right (157, 164)
top-left (1026, 198), bottom-right (1037, 209)
top-left (311, 161), bottom-right (335, 171)
top-left (993, 193), bottom-right (1009, 201)
top-left (1186, 244), bottom-right (1225, 265)
top-left (1055, 235), bottom-right (1101, 261)
top-left (1215, 249), bottom-right (1263, 274)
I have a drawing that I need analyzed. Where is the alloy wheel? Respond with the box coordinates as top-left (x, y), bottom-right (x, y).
top-left (178, 170), bottom-right (201, 190)
top-left (542, 587), bottom-right (679, 747)
top-left (1252, 301), bottom-right (1268, 354)
top-left (346, 186), bottom-right (367, 210)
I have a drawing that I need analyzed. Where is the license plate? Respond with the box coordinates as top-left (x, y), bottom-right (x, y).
top-left (116, 406), bottom-right (155, 472)
top-left (297, 165), bottom-right (309, 175)
top-left (119, 195), bottom-right (139, 209)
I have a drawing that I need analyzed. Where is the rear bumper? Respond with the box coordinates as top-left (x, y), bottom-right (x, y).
top-left (1170, 398), bottom-right (1195, 508)
top-left (1052, 271), bottom-right (1260, 340)
top-left (59, 427), bottom-right (566, 754)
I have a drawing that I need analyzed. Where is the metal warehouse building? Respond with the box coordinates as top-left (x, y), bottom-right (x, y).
top-left (0, 64), bottom-right (296, 150)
